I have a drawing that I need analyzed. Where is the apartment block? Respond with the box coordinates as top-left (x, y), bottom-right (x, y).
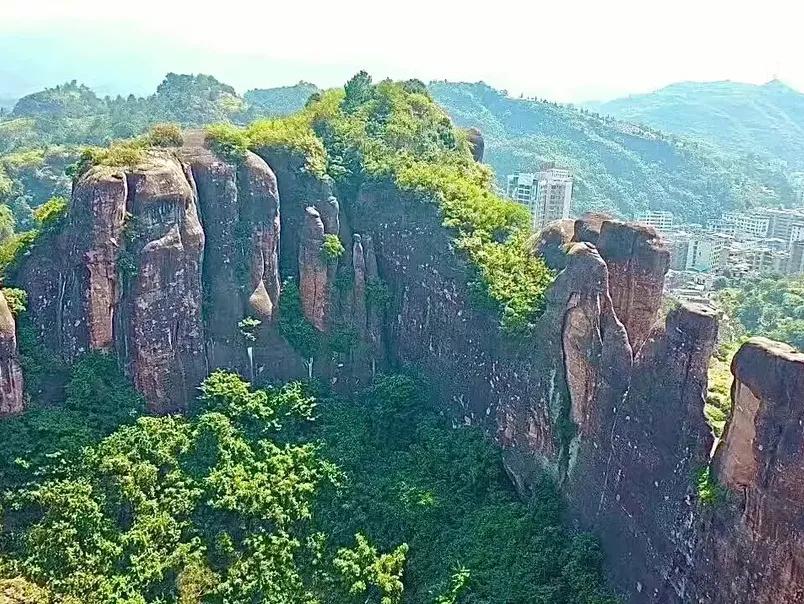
top-left (506, 168), bottom-right (573, 232)
top-left (635, 210), bottom-right (674, 231)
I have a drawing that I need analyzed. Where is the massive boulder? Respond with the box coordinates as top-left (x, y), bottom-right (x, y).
top-left (596, 220), bottom-right (670, 353)
top-left (699, 339), bottom-right (804, 604)
top-left (0, 291), bottom-right (23, 415)
top-left (298, 207), bottom-right (330, 331)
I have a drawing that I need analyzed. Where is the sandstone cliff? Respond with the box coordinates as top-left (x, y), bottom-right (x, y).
top-left (17, 140), bottom-right (283, 413)
top-left (0, 290), bottom-right (23, 415)
top-left (10, 132), bottom-right (804, 603)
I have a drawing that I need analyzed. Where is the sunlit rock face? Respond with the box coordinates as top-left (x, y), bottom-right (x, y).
top-left (11, 130), bottom-right (804, 603)
top-left (0, 290), bottom-right (23, 415)
top-left (697, 338), bottom-right (804, 604)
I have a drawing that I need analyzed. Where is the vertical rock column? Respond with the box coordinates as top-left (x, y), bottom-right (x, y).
top-left (62, 169), bottom-right (128, 357)
top-left (583, 302), bottom-right (718, 602)
top-left (363, 234), bottom-right (385, 364)
top-left (705, 338), bottom-right (804, 604)
top-left (596, 220), bottom-right (670, 354)
top-left (0, 291), bottom-right (23, 415)
top-left (352, 234), bottom-right (367, 339)
top-left (299, 207), bottom-right (330, 332)
top-left (122, 155), bottom-right (206, 414)
top-left (240, 153), bottom-right (281, 323)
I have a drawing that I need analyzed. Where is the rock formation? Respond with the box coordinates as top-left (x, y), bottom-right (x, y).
top-left (298, 207), bottom-right (330, 331)
top-left (119, 153), bottom-right (206, 413)
top-left (699, 338), bottom-right (804, 604)
top-left (466, 127), bottom-right (485, 162)
top-left (0, 290), bottom-right (23, 414)
top-left (596, 221), bottom-right (670, 352)
top-left (182, 142), bottom-right (281, 373)
top-left (16, 140), bottom-right (282, 413)
top-left (10, 135), bottom-right (804, 603)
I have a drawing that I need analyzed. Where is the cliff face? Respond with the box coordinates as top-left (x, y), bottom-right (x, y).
top-left (17, 142), bottom-right (283, 413)
top-left (698, 339), bottom-right (804, 604)
top-left (11, 135), bottom-right (804, 602)
top-left (0, 291), bottom-right (23, 414)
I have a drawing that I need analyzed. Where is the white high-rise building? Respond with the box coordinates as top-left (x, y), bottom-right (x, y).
top-left (506, 168), bottom-right (573, 232)
top-left (635, 210), bottom-right (674, 231)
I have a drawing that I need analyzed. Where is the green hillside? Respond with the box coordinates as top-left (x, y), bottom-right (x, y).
top-left (430, 81), bottom-right (796, 221)
top-left (588, 80), bottom-right (804, 170)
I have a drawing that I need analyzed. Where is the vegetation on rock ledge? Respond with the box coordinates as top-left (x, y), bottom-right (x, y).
top-left (243, 72), bottom-right (554, 334)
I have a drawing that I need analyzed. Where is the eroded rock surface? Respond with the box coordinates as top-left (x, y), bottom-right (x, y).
top-left (596, 220), bottom-right (670, 353)
top-left (299, 207), bottom-right (330, 331)
top-left (700, 338), bottom-right (804, 604)
top-left (120, 153), bottom-right (206, 413)
top-left (0, 291), bottom-right (23, 414)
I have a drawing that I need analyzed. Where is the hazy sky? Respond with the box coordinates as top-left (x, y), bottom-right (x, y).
top-left (1, 0), bottom-right (803, 101)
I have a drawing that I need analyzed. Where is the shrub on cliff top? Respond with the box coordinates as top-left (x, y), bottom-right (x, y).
top-left (257, 74), bottom-right (553, 334)
top-left (72, 139), bottom-right (147, 177)
top-left (147, 122), bottom-right (183, 147)
top-left (205, 122), bottom-right (248, 162)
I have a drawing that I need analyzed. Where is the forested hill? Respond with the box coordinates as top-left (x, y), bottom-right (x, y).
top-left (1, 75), bottom-right (797, 228)
top-left (587, 80), bottom-right (804, 170)
top-left (429, 81), bottom-right (795, 221)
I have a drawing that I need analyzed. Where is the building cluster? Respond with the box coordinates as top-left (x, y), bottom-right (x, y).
top-left (506, 166), bottom-right (574, 231)
top-left (635, 207), bottom-right (804, 279)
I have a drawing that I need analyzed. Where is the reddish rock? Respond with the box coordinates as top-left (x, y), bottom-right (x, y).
top-left (531, 218), bottom-right (574, 270)
top-left (182, 143), bottom-right (281, 373)
top-left (596, 220), bottom-right (670, 353)
top-left (299, 207), bottom-right (329, 331)
top-left (67, 169), bottom-right (128, 354)
top-left (0, 290), bottom-right (23, 415)
top-left (569, 302), bottom-right (717, 602)
top-left (122, 152), bottom-right (206, 413)
top-left (573, 212), bottom-right (614, 246)
top-left (466, 127), bottom-right (484, 162)
top-left (701, 338), bottom-right (804, 604)
top-left (558, 243), bottom-right (631, 437)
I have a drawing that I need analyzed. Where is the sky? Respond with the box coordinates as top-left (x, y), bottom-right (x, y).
top-left (1, 0), bottom-right (803, 102)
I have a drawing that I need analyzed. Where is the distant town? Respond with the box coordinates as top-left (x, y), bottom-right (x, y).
top-left (506, 167), bottom-right (804, 307)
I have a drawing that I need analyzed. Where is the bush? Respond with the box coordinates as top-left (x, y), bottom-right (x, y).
top-left (321, 233), bottom-right (345, 261)
top-left (147, 122), bottom-right (183, 147)
top-left (2, 287), bottom-right (27, 315)
top-left (237, 316), bottom-right (262, 342)
top-left (205, 123), bottom-right (248, 162)
top-left (32, 195), bottom-right (68, 229)
top-left (278, 278), bottom-right (320, 357)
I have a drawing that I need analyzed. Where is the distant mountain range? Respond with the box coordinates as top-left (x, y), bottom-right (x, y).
top-left (430, 82), bottom-right (795, 220)
top-left (587, 80), bottom-right (804, 171)
top-left (1, 75), bottom-right (799, 223)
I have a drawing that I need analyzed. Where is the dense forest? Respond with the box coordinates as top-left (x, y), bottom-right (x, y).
top-left (0, 367), bottom-right (617, 603)
top-left (714, 274), bottom-right (804, 351)
top-left (588, 80), bottom-right (804, 171)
